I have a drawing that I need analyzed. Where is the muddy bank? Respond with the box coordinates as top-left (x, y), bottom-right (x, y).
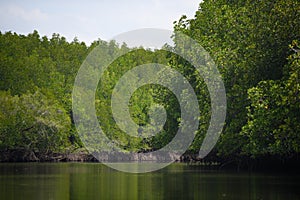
top-left (0, 149), bottom-right (205, 163)
top-left (2, 150), bottom-right (299, 172)
top-left (0, 149), bottom-right (96, 162)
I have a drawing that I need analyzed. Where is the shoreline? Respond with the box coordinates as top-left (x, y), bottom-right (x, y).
top-left (1, 149), bottom-right (300, 172)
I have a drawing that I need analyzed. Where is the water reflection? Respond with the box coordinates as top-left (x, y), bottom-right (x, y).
top-left (0, 163), bottom-right (299, 199)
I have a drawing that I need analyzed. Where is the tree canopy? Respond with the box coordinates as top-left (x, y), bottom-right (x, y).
top-left (0, 0), bottom-right (299, 165)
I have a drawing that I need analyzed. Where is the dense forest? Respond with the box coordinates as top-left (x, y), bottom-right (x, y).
top-left (0, 0), bottom-right (299, 167)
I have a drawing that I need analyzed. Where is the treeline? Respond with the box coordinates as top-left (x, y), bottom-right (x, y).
top-left (174, 0), bottom-right (300, 163)
top-left (0, 0), bottom-right (300, 165)
top-left (0, 31), bottom-right (89, 155)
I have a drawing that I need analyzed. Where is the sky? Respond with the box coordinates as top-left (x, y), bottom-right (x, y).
top-left (0, 0), bottom-right (200, 44)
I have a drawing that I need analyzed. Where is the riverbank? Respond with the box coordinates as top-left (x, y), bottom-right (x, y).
top-left (1, 149), bottom-right (300, 171)
top-left (0, 149), bottom-right (198, 163)
top-left (0, 149), bottom-right (96, 162)
top-left (0, 149), bottom-right (215, 163)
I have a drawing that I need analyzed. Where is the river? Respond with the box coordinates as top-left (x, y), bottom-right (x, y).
top-left (0, 163), bottom-right (299, 199)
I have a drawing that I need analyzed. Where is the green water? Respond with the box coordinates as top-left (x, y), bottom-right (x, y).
top-left (0, 163), bottom-right (299, 200)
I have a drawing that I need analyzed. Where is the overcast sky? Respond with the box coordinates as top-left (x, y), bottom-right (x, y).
top-left (0, 0), bottom-right (200, 44)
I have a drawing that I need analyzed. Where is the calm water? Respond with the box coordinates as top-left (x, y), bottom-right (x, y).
top-left (0, 163), bottom-right (299, 200)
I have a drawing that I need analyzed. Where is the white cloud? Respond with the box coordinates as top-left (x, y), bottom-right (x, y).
top-left (6, 5), bottom-right (48, 22)
top-left (0, 0), bottom-right (201, 44)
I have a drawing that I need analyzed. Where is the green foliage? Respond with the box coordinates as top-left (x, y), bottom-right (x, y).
top-left (174, 0), bottom-right (300, 159)
top-left (241, 41), bottom-right (300, 158)
top-left (0, 0), bottom-right (299, 163)
top-left (0, 90), bottom-right (70, 153)
top-left (0, 31), bottom-right (89, 152)
top-left (95, 49), bottom-right (182, 152)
